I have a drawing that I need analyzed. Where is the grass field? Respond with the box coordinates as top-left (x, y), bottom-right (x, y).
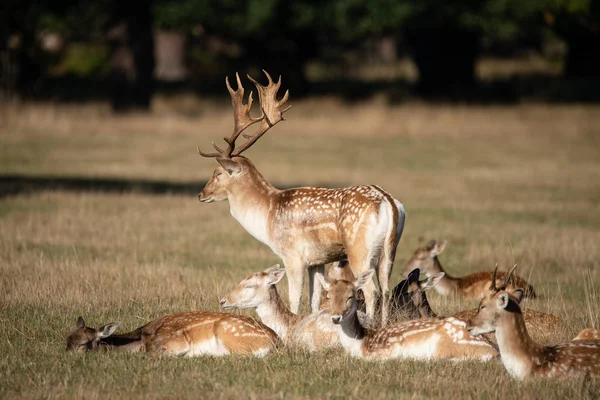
top-left (1, 99), bottom-right (599, 399)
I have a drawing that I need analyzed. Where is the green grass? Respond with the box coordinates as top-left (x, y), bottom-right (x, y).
top-left (1, 101), bottom-right (599, 398)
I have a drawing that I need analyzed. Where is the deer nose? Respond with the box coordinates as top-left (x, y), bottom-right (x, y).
top-left (331, 315), bottom-right (342, 324)
top-left (219, 299), bottom-right (227, 307)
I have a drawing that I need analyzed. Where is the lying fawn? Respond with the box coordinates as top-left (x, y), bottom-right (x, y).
top-left (316, 270), bottom-right (497, 361)
top-left (67, 311), bottom-right (278, 357)
top-left (573, 328), bottom-right (600, 341)
top-left (197, 71), bottom-right (406, 325)
top-left (66, 317), bottom-right (142, 352)
top-left (402, 240), bottom-right (536, 298)
top-left (220, 265), bottom-right (340, 351)
top-left (467, 285), bottom-right (600, 379)
top-left (320, 263), bottom-right (443, 327)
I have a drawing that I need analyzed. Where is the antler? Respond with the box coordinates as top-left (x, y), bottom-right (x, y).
top-left (490, 263), bottom-right (518, 292)
top-left (197, 70), bottom-right (290, 159)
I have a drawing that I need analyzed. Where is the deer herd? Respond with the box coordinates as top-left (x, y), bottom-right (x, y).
top-left (67, 71), bottom-right (599, 381)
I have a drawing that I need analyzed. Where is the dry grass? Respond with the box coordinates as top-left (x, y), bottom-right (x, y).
top-left (1, 100), bottom-right (599, 399)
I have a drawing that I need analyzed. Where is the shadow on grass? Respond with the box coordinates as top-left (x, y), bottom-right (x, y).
top-left (0, 174), bottom-right (347, 199)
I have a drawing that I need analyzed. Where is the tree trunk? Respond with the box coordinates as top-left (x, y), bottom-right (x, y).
top-left (564, 32), bottom-right (600, 78)
top-left (407, 29), bottom-right (479, 97)
top-left (107, 1), bottom-right (155, 112)
top-left (154, 30), bottom-right (188, 81)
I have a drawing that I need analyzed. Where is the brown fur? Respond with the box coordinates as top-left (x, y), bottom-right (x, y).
top-left (318, 271), bottom-right (497, 361)
top-left (467, 289), bottom-right (600, 379)
top-left (198, 72), bottom-right (406, 325)
top-left (402, 240), bottom-right (536, 298)
top-left (573, 328), bottom-right (600, 341)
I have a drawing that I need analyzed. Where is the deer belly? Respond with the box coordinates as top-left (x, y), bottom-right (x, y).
top-left (187, 337), bottom-right (230, 357)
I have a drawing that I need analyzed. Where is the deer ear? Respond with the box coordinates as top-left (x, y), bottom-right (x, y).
top-left (421, 272), bottom-right (445, 290)
top-left (263, 264), bottom-right (282, 274)
top-left (315, 273), bottom-right (330, 291)
top-left (511, 288), bottom-right (525, 304)
top-left (97, 322), bottom-right (120, 338)
top-left (496, 293), bottom-right (510, 309)
top-left (216, 157), bottom-right (242, 175)
top-left (355, 270), bottom-right (375, 290)
top-left (431, 240), bottom-right (447, 256)
top-left (76, 316), bottom-right (85, 329)
top-left (407, 268), bottom-right (420, 284)
top-left (267, 266), bottom-right (286, 285)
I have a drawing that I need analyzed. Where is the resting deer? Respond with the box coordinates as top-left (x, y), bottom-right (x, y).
top-left (316, 270), bottom-right (497, 361)
top-left (453, 266), bottom-right (565, 344)
top-left (573, 328), bottom-right (600, 341)
top-left (66, 317), bottom-right (142, 352)
top-left (402, 240), bottom-right (536, 298)
top-left (197, 71), bottom-right (406, 325)
top-left (220, 265), bottom-right (340, 351)
top-left (67, 311), bottom-right (278, 357)
top-left (467, 286), bottom-right (600, 379)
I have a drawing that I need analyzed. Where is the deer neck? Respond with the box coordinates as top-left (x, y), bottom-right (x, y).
top-left (227, 169), bottom-right (278, 246)
top-left (418, 297), bottom-right (437, 319)
top-left (431, 257), bottom-right (459, 295)
top-left (255, 285), bottom-right (298, 341)
top-left (495, 310), bottom-right (544, 379)
top-left (336, 309), bottom-right (367, 357)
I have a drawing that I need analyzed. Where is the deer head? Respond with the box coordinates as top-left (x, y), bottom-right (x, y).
top-left (402, 240), bottom-right (446, 276)
top-left (66, 316), bottom-right (120, 352)
top-left (198, 71), bottom-right (290, 203)
top-left (317, 270), bottom-right (375, 324)
top-left (391, 268), bottom-right (444, 319)
top-left (220, 264), bottom-right (286, 309)
top-left (466, 288), bottom-right (525, 337)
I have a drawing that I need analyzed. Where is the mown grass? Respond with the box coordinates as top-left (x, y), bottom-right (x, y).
top-left (1, 100), bottom-right (599, 399)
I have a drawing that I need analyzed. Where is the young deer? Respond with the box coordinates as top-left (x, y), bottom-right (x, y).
top-left (573, 328), bottom-right (600, 341)
top-left (67, 311), bottom-right (278, 357)
top-left (66, 317), bottom-right (141, 352)
top-left (220, 265), bottom-right (340, 351)
top-left (453, 266), bottom-right (566, 344)
top-left (197, 71), bottom-right (406, 325)
top-left (402, 240), bottom-right (536, 298)
top-left (316, 270), bottom-right (497, 361)
top-left (467, 287), bottom-right (600, 379)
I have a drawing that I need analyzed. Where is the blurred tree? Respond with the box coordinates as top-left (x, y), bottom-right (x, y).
top-left (545, 0), bottom-right (600, 77)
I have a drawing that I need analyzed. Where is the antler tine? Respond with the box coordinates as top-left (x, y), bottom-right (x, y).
top-left (197, 72), bottom-right (263, 159)
top-left (231, 70), bottom-right (291, 156)
top-left (500, 264), bottom-right (518, 291)
top-left (489, 264), bottom-right (499, 291)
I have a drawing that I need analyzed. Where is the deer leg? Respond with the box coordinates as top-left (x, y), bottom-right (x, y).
top-left (308, 264), bottom-right (325, 313)
top-left (285, 259), bottom-right (305, 314)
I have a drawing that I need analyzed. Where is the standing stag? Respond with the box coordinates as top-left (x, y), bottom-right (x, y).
top-left (197, 71), bottom-right (405, 325)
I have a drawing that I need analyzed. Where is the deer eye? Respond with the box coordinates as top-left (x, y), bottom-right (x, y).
top-left (479, 305), bottom-right (486, 311)
top-left (215, 172), bottom-right (222, 177)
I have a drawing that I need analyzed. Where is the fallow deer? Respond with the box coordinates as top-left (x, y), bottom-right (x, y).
top-left (66, 317), bottom-right (141, 352)
top-left (402, 240), bottom-right (536, 298)
top-left (197, 71), bottom-right (406, 325)
top-left (67, 311), bottom-right (278, 357)
top-left (467, 286), bottom-right (600, 379)
top-left (316, 270), bottom-right (497, 361)
top-left (573, 328), bottom-right (600, 341)
top-left (220, 264), bottom-right (340, 351)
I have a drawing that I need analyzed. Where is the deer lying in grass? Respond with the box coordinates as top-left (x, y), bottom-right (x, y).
top-left (453, 266), bottom-right (566, 344)
top-left (316, 270), bottom-right (497, 361)
top-left (573, 328), bottom-right (600, 341)
top-left (66, 311), bottom-right (278, 357)
top-left (319, 263), bottom-right (443, 327)
top-left (402, 240), bottom-right (536, 298)
top-left (220, 265), bottom-right (340, 351)
top-left (467, 287), bottom-right (600, 379)
top-left (197, 71), bottom-right (406, 325)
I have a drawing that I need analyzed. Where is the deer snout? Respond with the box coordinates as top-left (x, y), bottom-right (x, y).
top-left (331, 315), bottom-right (342, 324)
top-left (219, 298), bottom-right (228, 308)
